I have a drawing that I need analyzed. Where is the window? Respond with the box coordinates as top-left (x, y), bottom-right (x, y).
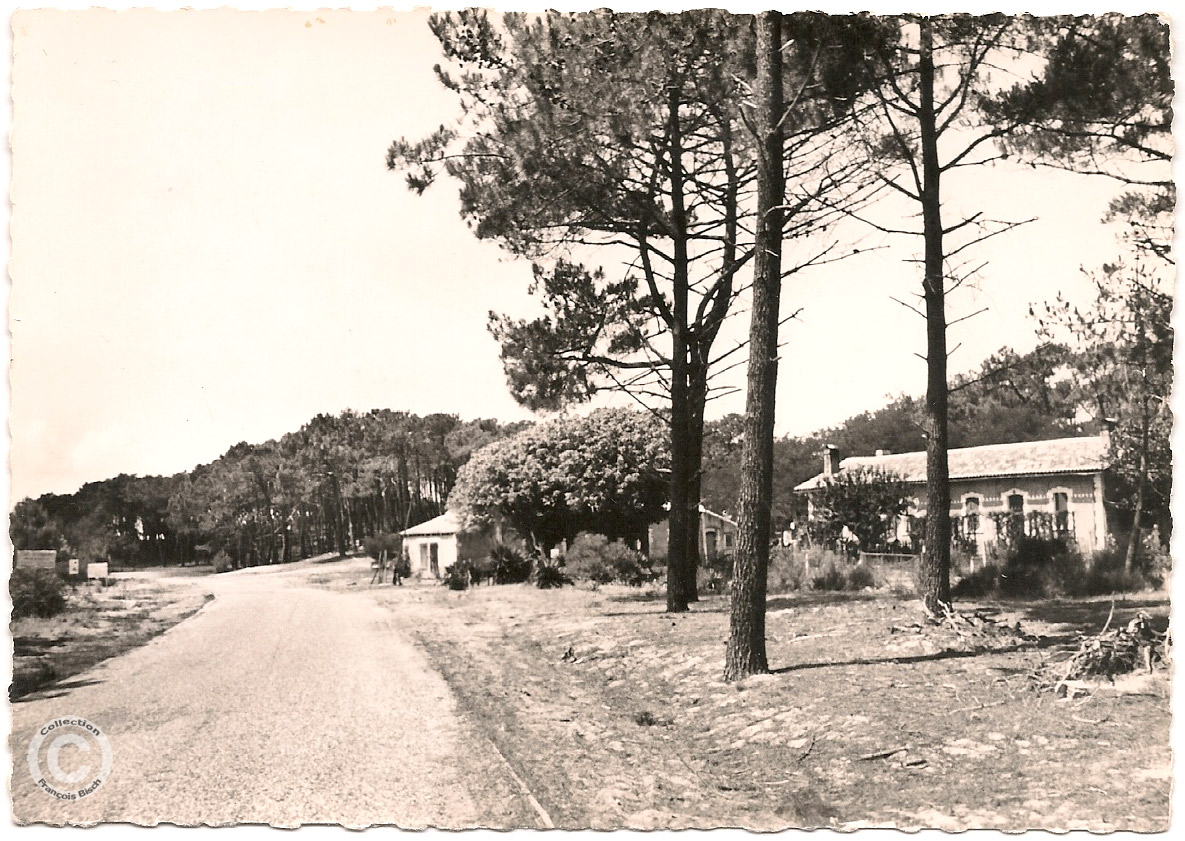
top-left (1053, 492), bottom-right (1070, 536)
top-left (724, 532), bottom-right (735, 550)
top-left (1007, 493), bottom-right (1024, 514)
top-left (964, 496), bottom-right (981, 536)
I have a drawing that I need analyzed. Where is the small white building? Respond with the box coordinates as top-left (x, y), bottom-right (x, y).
top-left (400, 511), bottom-right (498, 579)
top-left (401, 511), bottom-right (461, 579)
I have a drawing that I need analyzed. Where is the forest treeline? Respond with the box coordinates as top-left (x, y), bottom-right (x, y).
top-left (10, 411), bottom-right (529, 569)
top-left (17, 342), bottom-right (1154, 570)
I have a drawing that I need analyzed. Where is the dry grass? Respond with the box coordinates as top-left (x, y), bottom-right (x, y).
top-left (11, 578), bottom-right (212, 701)
top-left (365, 581), bottom-right (1170, 830)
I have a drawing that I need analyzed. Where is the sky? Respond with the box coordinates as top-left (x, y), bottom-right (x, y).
top-left (5, 3), bottom-right (1177, 505)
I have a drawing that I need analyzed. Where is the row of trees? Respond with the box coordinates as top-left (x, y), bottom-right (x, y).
top-left (389, 12), bottom-right (1171, 677)
top-left (11, 411), bottom-right (528, 568)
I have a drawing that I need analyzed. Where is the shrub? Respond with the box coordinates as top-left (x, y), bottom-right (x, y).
top-left (212, 550), bottom-right (234, 573)
top-left (811, 561), bottom-right (849, 592)
top-left (1070, 549), bottom-right (1164, 597)
top-left (847, 563), bottom-right (877, 590)
top-left (443, 561), bottom-right (471, 591)
top-left (952, 564), bottom-right (1002, 598)
top-left (363, 532), bottom-right (403, 565)
top-left (535, 563), bottom-right (570, 589)
top-left (564, 533), bottom-right (648, 585)
top-left (489, 543), bottom-right (531, 584)
top-left (951, 541), bottom-right (1166, 600)
top-left (11, 568), bottom-right (67, 620)
top-left (768, 547), bottom-right (809, 593)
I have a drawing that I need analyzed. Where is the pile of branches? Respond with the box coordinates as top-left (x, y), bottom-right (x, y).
top-left (891, 605), bottom-right (1039, 652)
top-left (1042, 610), bottom-right (1168, 694)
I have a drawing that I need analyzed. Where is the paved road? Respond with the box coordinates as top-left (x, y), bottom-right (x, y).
top-left (10, 563), bottom-right (537, 827)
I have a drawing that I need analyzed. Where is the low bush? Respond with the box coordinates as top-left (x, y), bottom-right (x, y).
top-left (1069, 549), bottom-right (1164, 597)
top-left (951, 564), bottom-right (1002, 599)
top-left (810, 556), bottom-right (878, 592)
top-left (847, 563), bottom-right (877, 590)
top-left (564, 533), bottom-right (648, 585)
top-left (535, 563), bottom-right (570, 589)
top-left (811, 562), bottom-right (848, 592)
top-left (212, 550), bottom-right (234, 573)
top-left (11, 568), bottom-right (67, 619)
top-left (443, 561), bottom-right (471, 591)
top-left (769, 547), bottom-right (856, 593)
top-left (952, 542), bottom-right (1165, 600)
top-left (489, 543), bottom-right (531, 584)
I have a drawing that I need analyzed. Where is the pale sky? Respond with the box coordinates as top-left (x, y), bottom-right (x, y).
top-left (5, 3), bottom-right (1177, 504)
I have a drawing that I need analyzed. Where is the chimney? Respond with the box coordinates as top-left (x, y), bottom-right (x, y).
top-left (1100, 417), bottom-right (1118, 451)
top-left (823, 444), bottom-right (840, 477)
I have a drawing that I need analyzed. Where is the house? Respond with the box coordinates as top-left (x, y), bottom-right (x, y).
top-left (794, 435), bottom-right (1112, 556)
top-left (400, 511), bottom-right (496, 579)
top-left (648, 505), bottom-right (739, 562)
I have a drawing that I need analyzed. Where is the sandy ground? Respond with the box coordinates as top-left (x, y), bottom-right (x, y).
top-left (10, 561), bottom-right (538, 827)
top-left (11, 576), bottom-right (213, 700)
top-left (351, 568), bottom-right (1171, 831)
top-left (11, 555), bottom-right (1170, 830)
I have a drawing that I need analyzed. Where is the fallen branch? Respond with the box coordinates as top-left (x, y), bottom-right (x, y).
top-left (858, 745), bottom-right (908, 761)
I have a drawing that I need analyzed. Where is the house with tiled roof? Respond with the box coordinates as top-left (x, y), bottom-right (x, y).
top-left (794, 435), bottom-right (1112, 556)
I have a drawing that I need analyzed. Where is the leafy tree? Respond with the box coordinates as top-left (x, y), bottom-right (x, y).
top-left (948, 344), bottom-right (1080, 447)
top-left (9, 499), bottom-right (64, 551)
top-left (388, 10), bottom-right (884, 612)
top-left (807, 468), bottom-right (912, 552)
top-left (14, 409), bottom-right (523, 571)
top-left (1037, 258), bottom-right (1172, 570)
top-left (449, 409), bottom-right (669, 558)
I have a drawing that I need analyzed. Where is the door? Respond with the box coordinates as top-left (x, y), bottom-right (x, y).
top-left (430, 542), bottom-right (440, 577)
top-left (1007, 493), bottom-right (1025, 543)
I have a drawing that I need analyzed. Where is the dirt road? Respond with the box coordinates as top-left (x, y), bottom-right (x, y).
top-left (10, 562), bottom-right (539, 827)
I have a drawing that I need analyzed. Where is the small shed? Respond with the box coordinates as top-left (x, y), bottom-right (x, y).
top-left (401, 511), bottom-right (500, 578)
top-left (401, 512), bottom-right (461, 578)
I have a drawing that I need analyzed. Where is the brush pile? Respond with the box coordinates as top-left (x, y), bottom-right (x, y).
top-left (1040, 610), bottom-right (1169, 694)
top-left (889, 605), bottom-right (1039, 653)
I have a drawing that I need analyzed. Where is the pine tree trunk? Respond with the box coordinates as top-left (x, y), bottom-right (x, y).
top-left (725, 10), bottom-right (784, 682)
top-left (685, 364), bottom-right (709, 603)
top-left (666, 76), bottom-right (693, 614)
top-left (1125, 450), bottom-right (1147, 572)
top-left (916, 18), bottom-right (953, 615)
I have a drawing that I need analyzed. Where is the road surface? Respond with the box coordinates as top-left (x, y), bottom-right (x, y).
top-left (10, 561), bottom-right (539, 827)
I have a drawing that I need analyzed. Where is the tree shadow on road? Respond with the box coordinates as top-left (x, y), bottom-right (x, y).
top-left (12, 677), bottom-right (105, 704)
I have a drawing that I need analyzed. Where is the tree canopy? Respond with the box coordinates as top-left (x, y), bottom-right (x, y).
top-left (14, 410), bottom-right (525, 569)
top-left (449, 408), bottom-right (670, 555)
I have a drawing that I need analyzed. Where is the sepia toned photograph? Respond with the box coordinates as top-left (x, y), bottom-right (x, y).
top-left (5, 4), bottom-right (1175, 831)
